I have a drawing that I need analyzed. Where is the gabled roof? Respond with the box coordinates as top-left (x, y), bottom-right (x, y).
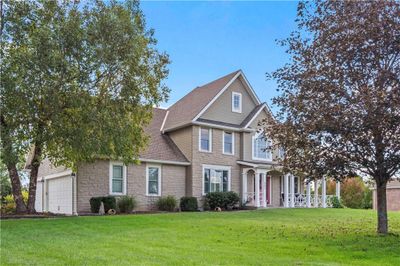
top-left (163, 70), bottom-right (241, 131)
top-left (140, 108), bottom-right (189, 164)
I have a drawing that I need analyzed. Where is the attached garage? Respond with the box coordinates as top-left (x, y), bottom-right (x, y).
top-left (47, 175), bottom-right (73, 214)
top-left (35, 170), bottom-right (76, 215)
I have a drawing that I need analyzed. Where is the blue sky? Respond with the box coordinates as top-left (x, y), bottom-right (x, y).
top-left (141, 1), bottom-right (299, 112)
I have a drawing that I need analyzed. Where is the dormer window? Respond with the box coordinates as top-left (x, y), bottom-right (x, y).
top-left (232, 92), bottom-right (242, 113)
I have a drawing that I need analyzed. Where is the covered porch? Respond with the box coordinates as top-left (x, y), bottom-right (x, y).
top-left (240, 162), bottom-right (341, 208)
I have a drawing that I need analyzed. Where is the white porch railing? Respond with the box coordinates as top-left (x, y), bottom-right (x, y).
top-left (282, 193), bottom-right (336, 208)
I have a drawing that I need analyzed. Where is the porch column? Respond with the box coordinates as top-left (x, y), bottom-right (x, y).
top-left (290, 174), bottom-right (295, 208)
top-left (336, 180), bottom-right (341, 199)
top-left (306, 180), bottom-right (311, 208)
top-left (322, 176), bottom-right (327, 208)
top-left (255, 172), bottom-right (260, 207)
top-left (284, 174), bottom-right (289, 208)
top-left (242, 172), bottom-right (248, 204)
top-left (314, 180), bottom-right (319, 207)
top-left (262, 173), bottom-right (267, 208)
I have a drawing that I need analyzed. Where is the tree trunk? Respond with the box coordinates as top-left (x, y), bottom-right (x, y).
top-left (7, 163), bottom-right (27, 213)
top-left (376, 180), bottom-right (388, 234)
top-left (26, 144), bottom-right (42, 213)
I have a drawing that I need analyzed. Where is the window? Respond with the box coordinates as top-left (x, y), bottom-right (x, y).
top-left (203, 165), bottom-right (230, 195)
top-left (278, 147), bottom-right (285, 159)
top-left (252, 132), bottom-right (272, 161)
top-left (232, 92), bottom-right (242, 113)
top-left (223, 132), bottom-right (234, 155)
top-left (146, 165), bottom-right (161, 196)
top-left (109, 162), bottom-right (126, 195)
top-left (199, 127), bottom-right (212, 152)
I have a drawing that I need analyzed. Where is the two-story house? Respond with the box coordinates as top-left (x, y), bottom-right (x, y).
top-left (33, 70), bottom-right (310, 214)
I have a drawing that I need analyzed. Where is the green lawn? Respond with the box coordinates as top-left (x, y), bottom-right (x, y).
top-left (1, 209), bottom-right (399, 265)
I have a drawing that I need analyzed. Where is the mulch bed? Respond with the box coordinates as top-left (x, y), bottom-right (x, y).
top-left (1, 212), bottom-right (67, 220)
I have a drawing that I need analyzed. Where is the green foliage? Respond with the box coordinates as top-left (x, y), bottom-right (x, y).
top-left (1, 191), bottom-right (29, 214)
top-left (89, 197), bottom-right (102, 213)
top-left (205, 191), bottom-right (240, 210)
top-left (0, 165), bottom-right (12, 199)
top-left (341, 177), bottom-right (367, 209)
top-left (89, 196), bottom-right (116, 213)
top-left (1, 0), bottom-right (169, 212)
top-left (330, 196), bottom-right (343, 208)
top-left (117, 196), bottom-right (137, 213)
top-left (362, 188), bottom-right (373, 209)
top-left (179, 197), bottom-right (198, 211)
top-left (156, 196), bottom-right (177, 212)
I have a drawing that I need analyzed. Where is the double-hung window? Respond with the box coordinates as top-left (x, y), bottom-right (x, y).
top-left (223, 131), bottom-right (234, 155)
top-left (147, 165), bottom-right (161, 196)
top-left (199, 127), bottom-right (212, 152)
top-left (110, 162), bottom-right (126, 195)
top-left (252, 132), bottom-right (272, 161)
top-left (203, 165), bottom-right (230, 195)
top-left (232, 92), bottom-right (242, 113)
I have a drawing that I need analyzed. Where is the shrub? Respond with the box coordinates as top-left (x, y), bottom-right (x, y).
top-left (205, 191), bottom-right (240, 210)
top-left (89, 197), bottom-right (102, 213)
top-left (180, 197), bottom-right (198, 211)
top-left (362, 188), bottom-right (373, 209)
top-left (330, 196), bottom-right (343, 208)
top-left (102, 196), bottom-right (117, 212)
top-left (341, 177), bottom-right (367, 209)
top-left (89, 196), bottom-right (117, 213)
top-left (225, 191), bottom-right (240, 209)
top-left (156, 195), bottom-right (177, 212)
top-left (205, 192), bottom-right (227, 210)
top-left (118, 196), bottom-right (137, 213)
top-left (1, 191), bottom-right (29, 214)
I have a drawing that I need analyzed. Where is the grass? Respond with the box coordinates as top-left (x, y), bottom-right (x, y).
top-left (1, 209), bottom-right (399, 265)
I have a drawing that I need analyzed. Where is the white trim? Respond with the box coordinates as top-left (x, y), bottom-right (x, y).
top-left (40, 170), bottom-right (73, 180)
top-left (139, 158), bottom-right (190, 166)
top-left (160, 110), bottom-right (169, 132)
top-left (222, 131), bottom-right (235, 155)
top-left (193, 121), bottom-right (254, 132)
top-left (109, 161), bottom-right (127, 196)
top-left (202, 164), bottom-right (231, 196)
top-left (252, 132), bottom-right (272, 161)
top-left (243, 104), bottom-right (268, 128)
top-left (199, 127), bottom-right (212, 152)
top-left (146, 164), bottom-right (162, 196)
top-left (231, 92), bottom-right (242, 113)
top-left (193, 71), bottom-right (242, 121)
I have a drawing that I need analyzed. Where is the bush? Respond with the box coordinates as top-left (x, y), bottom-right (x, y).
top-left (341, 177), bottom-right (368, 209)
top-left (1, 191), bottom-right (29, 214)
top-left (330, 196), bottom-right (343, 208)
top-left (362, 188), bottom-right (372, 209)
top-left (102, 196), bottom-right (117, 212)
top-left (205, 192), bottom-right (227, 210)
top-left (205, 191), bottom-right (240, 210)
top-left (180, 197), bottom-right (198, 211)
top-left (117, 196), bottom-right (137, 213)
top-left (89, 196), bottom-right (117, 213)
top-left (89, 197), bottom-right (102, 213)
top-left (225, 191), bottom-right (240, 209)
top-left (156, 195), bottom-right (177, 212)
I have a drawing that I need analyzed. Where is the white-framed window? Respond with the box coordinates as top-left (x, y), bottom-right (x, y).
top-left (222, 131), bottom-right (234, 155)
top-left (278, 147), bottom-right (285, 159)
top-left (232, 92), bottom-right (242, 113)
top-left (252, 132), bottom-right (272, 161)
top-left (146, 164), bottom-right (161, 196)
top-left (199, 127), bottom-right (212, 152)
top-left (202, 165), bottom-right (231, 195)
top-left (109, 161), bottom-right (127, 195)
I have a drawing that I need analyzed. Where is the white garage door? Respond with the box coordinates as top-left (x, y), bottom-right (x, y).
top-left (35, 181), bottom-right (43, 212)
top-left (47, 176), bottom-right (73, 214)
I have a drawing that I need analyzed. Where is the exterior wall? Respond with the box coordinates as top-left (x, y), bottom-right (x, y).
top-left (37, 158), bottom-right (69, 179)
top-left (373, 180), bottom-right (400, 211)
top-left (200, 78), bottom-right (257, 124)
top-left (270, 173), bottom-right (282, 207)
top-left (190, 125), bottom-right (242, 206)
top-left (76, 160), bottom-right (186, 213)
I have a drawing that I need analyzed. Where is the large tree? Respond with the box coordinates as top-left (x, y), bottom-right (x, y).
top-left (1, 0), bottom-right (169, 213)
top-left (264, 0), bottom-right (399, 234)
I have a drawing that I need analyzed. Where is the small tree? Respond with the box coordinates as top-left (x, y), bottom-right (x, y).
top-left (1, 0), bottom-right (169, 213)
top-left (264, 0), bottom-right (400, 234)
